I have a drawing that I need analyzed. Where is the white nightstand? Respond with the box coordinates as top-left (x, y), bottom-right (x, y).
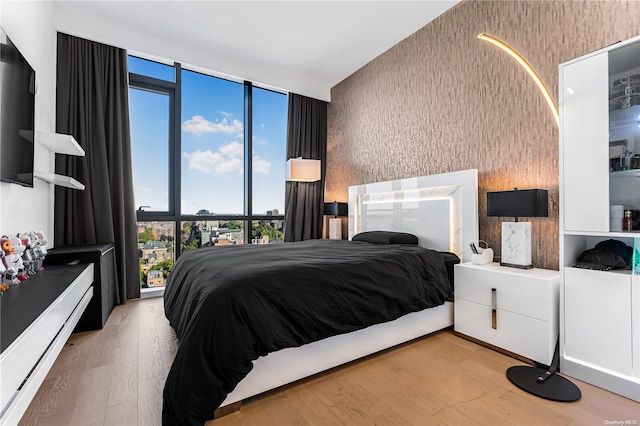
top-left (454, 262), bottom-right (560, 366)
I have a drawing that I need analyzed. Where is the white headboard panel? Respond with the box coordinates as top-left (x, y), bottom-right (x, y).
top-left (348, 169), bottom-right (478, 262)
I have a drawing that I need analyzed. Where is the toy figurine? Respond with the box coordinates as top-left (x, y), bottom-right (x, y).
top-left (0, 250), bottom-right (8, 292)
top-left (28, 231), bottom-right (40, 270)
top-left (33, 230), bottom-right (47, 271)
top-left (10, 236), bottom-right (28, 281)
top-left (0, 236), bottom-right (12, 257)
top-left (0, 236), bottom-right (19, 286)
top-left (29, 231), bottom-right (43, 271)
top-left (18, 233), bottom-right (36, 276)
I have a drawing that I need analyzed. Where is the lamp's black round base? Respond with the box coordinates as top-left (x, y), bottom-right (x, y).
top-left (506, 366), bottom-right (581, 402)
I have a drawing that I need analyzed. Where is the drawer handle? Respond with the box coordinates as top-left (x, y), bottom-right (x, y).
top-left (491, 288), bottom-right (497, 329)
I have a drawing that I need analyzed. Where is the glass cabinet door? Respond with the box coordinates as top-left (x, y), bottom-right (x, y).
top-left (561, 52), bottom-right (609, 232)
top-left (609, 41), bottom-right (640, 233)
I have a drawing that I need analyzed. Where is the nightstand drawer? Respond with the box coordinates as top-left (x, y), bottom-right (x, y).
top-left (454, 298), bottom-right (554, 364)
top-left (454, 264), bottom-right (554, 321)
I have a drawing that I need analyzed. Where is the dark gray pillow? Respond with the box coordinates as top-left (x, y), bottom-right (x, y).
top-left (351, 231), bottom-right (418, 245)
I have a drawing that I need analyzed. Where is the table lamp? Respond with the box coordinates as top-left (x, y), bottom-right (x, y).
top-left (487, 188), bottom-right (548, 269)
top-left (324, 201), bottom-right (348, 240)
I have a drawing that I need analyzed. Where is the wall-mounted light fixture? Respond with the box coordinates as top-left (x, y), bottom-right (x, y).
top-left (478, 33), bottom-right (559, 126)
top-left (285, 157), bottom-right (321, 182)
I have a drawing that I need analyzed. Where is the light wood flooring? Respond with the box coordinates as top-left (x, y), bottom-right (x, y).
top-left (19, 297), bottom-right (639, 425)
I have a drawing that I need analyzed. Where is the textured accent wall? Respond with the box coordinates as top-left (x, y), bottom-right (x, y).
top-left (326, 0), bottom-right (640, 270)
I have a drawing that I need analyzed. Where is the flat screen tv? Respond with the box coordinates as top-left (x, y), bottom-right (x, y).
top-left (0, 26), bottom-right (35, 187)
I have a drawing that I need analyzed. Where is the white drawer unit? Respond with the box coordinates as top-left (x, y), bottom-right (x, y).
top-left (0, 264), bottom-right (94, 425)
top-left (454, 262), bottom-right (560, 365)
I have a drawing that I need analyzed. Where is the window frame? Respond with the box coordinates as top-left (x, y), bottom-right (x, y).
top-left (129, 65), bottom-right (180, 219)
top-left (129, 58), bottom-right (286, 259)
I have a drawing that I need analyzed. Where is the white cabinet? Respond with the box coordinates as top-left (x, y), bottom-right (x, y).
top-left (632, 275), bottom-right (640, 380)
top-left (560, 52), bottom-right (609, 232)
top-left (564, 268), bottom-right (632, 376)
top-left (560, 34), bottom-right (640, 403)
top-left (0, 265), bottom-right (93, 425)
top-left (454, 263), bottom-right (559, 365)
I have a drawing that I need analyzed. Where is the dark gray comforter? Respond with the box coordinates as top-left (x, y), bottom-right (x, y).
top-left (162, 239), bottom-right (453, 425)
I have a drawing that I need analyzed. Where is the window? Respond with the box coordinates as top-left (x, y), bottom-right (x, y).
top-left (252, 87), bottom-right (287, 215)
top-left (128, 56), bottom-right (287, 291)
top-left (251, 219), bottom-right (284, 244)
top-left (128, 56), bottom-right (175, 82)
top-left (180, 219), bottom-right (246, 254)
top-left (130, 88), bottom-right (170, 212)
top-left (181, 70), bottom-right (245, 215)
top-left (137, 221), bottom-right (175, 289)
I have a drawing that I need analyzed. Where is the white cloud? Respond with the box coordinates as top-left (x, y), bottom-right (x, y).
top-left (182, 115), bottom-right (244, 137)
top-left (183, 150), bottom-right (223, 173)
top-left (184, 141), bottom-right (272, 175)
top-left (216, 157), bottom-right (243, 174)
top-left (138, 186), bottom-right (153, 192)
top-left (219, 141), bottom-right (243, 158)
top-left (219, 111), bottom-right (234, 118)
top-left (252, 155), bottom-right (271, 173)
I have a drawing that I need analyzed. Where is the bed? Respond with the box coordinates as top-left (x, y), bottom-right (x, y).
top-left (162, 169), bottom-right (478, 425)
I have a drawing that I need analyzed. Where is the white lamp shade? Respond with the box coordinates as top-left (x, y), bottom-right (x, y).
top-left (285, 158), bottom-right (321, 182)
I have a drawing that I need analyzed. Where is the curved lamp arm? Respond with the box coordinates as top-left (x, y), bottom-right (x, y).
top-left (478, 33), bottom-right (559, 127)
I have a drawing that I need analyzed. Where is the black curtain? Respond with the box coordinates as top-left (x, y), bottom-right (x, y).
top-left (55, 33), bottom-right (139, 302)
top-left (284, 93), bottom-right (327, 242)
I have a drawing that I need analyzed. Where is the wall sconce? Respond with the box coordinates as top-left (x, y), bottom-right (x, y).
top-left (324, 201), bottom-right (348, 240)
top-left (285, 157), bottom-right (321, 182)
top-left (487, 188), bottom-right (548, 269)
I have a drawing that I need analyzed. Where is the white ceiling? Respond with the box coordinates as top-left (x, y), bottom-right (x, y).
top-left (53, 1), bottom-right (460, 101)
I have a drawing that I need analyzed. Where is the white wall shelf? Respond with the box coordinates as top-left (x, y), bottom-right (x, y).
top-left (35, 131), bottom-right (84, 156)
top-left (610, 169), bottom-right (640, 178)
top-left (564, 230), bottom-right (640, 238)
top-left (19, 130), bottom-right (84, 156)
top-left (22, 130), bottom-right (86, 190)
top-left (33, 170), bottom-right (85, 191)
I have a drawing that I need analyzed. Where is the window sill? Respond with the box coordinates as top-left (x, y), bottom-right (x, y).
top-left (140, 286), bottom-right (165, 299)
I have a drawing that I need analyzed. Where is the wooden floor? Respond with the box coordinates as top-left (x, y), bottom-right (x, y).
top-left (20, 297), bottom-right (639, 426)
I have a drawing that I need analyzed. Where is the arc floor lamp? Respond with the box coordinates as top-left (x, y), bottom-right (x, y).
top-left (478, 33), bottom-right (580, 402)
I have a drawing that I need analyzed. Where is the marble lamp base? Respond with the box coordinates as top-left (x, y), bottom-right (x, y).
top-left (329, 218), bottom-right (342, 240)
top-left (500, 222), bottom-right (532, 269)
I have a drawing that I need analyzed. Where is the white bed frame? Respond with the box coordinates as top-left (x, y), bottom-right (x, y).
top-left (220, 169), bottom-right (478, 410)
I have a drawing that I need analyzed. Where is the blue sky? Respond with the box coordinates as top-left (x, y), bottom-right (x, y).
top-left (129, 57), bottom-right (287, 216)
